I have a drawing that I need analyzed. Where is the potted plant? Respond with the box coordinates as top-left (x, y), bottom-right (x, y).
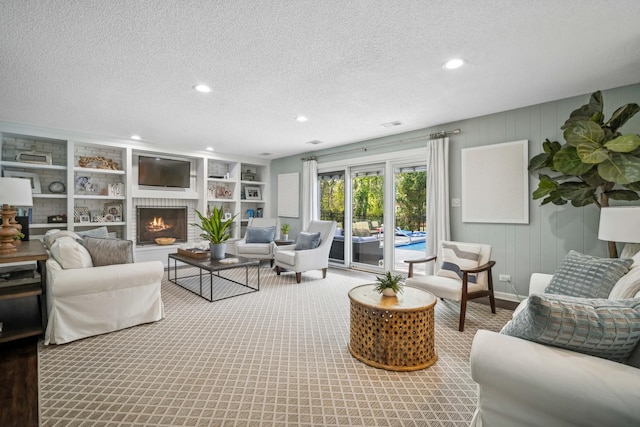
top-left (192, 207), bottom-right (237, 260)
top-left (281, 223), bottom-right (290, 240)
top-left (374, 271), bottom-right (404, 297)
top-left (528, 90), bottom-right (640, 257)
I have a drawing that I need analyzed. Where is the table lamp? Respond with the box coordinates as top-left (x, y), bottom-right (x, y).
top-left (0, 177), bottom-right (34, 255)
top-left (598, 206), bottom-right (640, 258)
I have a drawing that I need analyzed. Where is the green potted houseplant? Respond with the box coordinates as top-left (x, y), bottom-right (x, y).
top-left (280, 223), bottom-right (290, 240)
top-left (528, 90), bottom-right (640, 257)
top-left (374, 271), bottom-right (404, 297)
top-left (192, 207), bottom-right (237, 260)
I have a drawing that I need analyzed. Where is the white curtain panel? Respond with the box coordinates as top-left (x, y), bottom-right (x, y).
top-left (302, 159), bottom-right (318, 230)
top-left (426, 137), bottom-right (451, 274)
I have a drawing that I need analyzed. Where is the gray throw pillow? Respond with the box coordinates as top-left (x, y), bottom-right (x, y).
top-left (294, 231), bottom-right (321, 250)
top-left (245, 226), bottom-right (276, 243)
top-left (545, 250), bottom-right (633, 299)
top-left (501, 293), bottom-right (640, 363)
top-left (82, 236), bottom-right (134, 266)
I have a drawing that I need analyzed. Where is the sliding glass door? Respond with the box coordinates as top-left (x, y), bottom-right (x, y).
top-left (393, 164), bottom-right (427, 273)
top-left (319, 171), bottom-right (345, 263)
top-left (351, 165), bottom-right (385, 270)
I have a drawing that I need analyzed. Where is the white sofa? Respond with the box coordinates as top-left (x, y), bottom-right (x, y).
top-left (44, 230), bottom-right (164, 345)
top-left (470, 262), bottom-right (640, 427)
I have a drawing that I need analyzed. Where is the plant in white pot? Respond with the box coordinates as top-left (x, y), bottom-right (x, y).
top-left (374, 271), bottom-right (404, 297)
top-left (280, 223), bottom-right (290, 240)
top-left (192, 207), bottom-right (237, 260)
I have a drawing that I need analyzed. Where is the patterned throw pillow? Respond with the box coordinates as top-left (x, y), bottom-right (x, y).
top-left (294, 232), bottom-right (321, 250)
top-left (501, 293), bottom-right (640, 362)
top-left (82, 236), bottom-right (134, 266)
top-left (436, 242), bottom-right (481, 283)
top-left (545, 250), bottom-right (633, 299)
top-left (245, 226), bottom-right (276, 243)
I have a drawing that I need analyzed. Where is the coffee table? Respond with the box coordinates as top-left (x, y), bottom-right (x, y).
top-left (348, 284), bottom-right (437, 371)
top-left (167, 253), bottom-right (260, 302)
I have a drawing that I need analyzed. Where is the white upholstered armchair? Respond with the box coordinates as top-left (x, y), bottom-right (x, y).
top-left (274, 220), bottom-right (337, 283)
top-left (405, 240), bottom-right (496, 331)
top-left (235, 218), bottom-right (279, 266)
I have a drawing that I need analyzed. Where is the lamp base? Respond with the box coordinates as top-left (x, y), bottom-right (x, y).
top-left (0, 205), bottom-right (19, 255)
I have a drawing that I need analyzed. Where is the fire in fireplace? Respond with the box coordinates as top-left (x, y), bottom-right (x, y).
top-left (137, 206), bottom-right (187, 245)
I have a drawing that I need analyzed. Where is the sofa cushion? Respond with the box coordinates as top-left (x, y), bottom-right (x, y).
top-left (75, 226), bottom-right (109, 240)
top-left (50, 236), bottom-right (93, 269)
top-left (44, 230), bottom-right (81, 249)
top-left (501, 293), bottom-right (640, 363)
top-left (294, 231), bottom-right (321, 250)
top-left (436, 242), bottom-right (481, 283)
top-left (83, 236), bottom-right (134, 266)
top-left (245, 226), bottom-right (276, 243)
top-left (545, 250), bottom-right (632, 299)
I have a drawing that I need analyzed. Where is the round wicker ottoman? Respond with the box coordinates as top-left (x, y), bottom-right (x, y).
top-left (348, 284), bottom-right (437, 371)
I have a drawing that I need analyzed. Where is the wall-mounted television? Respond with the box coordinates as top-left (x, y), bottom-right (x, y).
top-left (138, 156), bottom-right (191, 188)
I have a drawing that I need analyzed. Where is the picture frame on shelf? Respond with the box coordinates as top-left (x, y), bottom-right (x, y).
top-left (108, 183), bottom-right (124, 197)
top-left (104, 203), bottom-right (123, 220)
top-left (245, 186), bottom-right (261, 200)
top-left (3, 170), bottom-right (42, 193)
top-left (79, 214), bottom-right (91, 223)
top-left (75, 176), bottom-right (90, 192)
top-left (73, 207), bottom-right (90, 222)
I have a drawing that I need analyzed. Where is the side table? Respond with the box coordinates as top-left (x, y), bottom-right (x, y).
top-left (274, 239), bottom-right (295, 246)
top-left (348, 284), bottom-right (437, 371)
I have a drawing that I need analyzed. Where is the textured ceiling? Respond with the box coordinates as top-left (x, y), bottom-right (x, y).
top-left (1, 1), bottom-right (640, 159)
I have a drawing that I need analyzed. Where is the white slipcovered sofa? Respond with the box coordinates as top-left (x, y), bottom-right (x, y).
top-left (470, 251), bottom-right (640, 427)
top-left (43, 229), bottom-right (164, 345)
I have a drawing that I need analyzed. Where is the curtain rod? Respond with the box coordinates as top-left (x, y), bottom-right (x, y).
top-left (301, 128), bottom-right (461, 161)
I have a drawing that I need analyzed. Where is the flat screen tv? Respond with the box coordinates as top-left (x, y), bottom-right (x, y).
top-left (138, 156), bottom-right (191, 188)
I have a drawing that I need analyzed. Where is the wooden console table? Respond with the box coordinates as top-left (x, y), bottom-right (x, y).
top-left (0, 240), bottom-right (48, 343)
top-left (348, 284), bottom-right (437, 371)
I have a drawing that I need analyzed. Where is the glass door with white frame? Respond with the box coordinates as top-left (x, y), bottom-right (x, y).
top-left (350, 164), bottom-right (384, 271)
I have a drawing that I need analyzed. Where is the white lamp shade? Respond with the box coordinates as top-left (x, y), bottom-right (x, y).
top-left (598, 206), bottom-right (640, 243)
top-left (0, 177), bottom-right (34, 207)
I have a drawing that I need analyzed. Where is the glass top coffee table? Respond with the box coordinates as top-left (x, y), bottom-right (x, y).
top-left (167, 252), bottom-right (260, 302)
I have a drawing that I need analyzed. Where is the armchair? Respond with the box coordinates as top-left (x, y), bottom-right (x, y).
top-left (235, 217), bottom-right (279, 266)
top-left (404, 240), bottom-right (495, 331)
top-left (274, 220), bottom-right (337, 283)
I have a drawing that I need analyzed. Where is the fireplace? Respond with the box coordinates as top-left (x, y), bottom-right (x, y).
top-left (137, 206), bottom-right (188, 245)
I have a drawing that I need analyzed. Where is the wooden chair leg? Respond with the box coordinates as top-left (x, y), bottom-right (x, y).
top-left (296, 272), bottom-right (302, 283)
top-left (275, 266), bottom-right (281, 275)
top-left (488, 273), bottom-right (496, 314)
top-left (458, 294), bottom-right (467, 332)
top-left (322, 268), bottom-right (327, 278)
top-left (270, 259), bottom-right (274, 268)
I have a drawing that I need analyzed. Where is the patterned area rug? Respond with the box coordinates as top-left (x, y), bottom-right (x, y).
top-left (39, 266), bottom-right (513, 426)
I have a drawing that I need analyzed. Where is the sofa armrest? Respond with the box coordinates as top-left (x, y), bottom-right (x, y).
top-left (470, 330), bottom-right (640, 427)
top-left (529, 273), bottom-right (553, 295)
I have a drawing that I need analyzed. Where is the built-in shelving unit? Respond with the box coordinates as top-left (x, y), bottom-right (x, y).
top-left (0, 124), bottom-right (271, 264)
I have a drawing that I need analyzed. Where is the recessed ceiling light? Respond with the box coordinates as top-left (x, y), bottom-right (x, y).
top-left (443, 58), bottom-right (465, 70)
top-left (130, 134), bottom-right (141, 140)
top-left (259, 152), bottom-right (272, 156)
top-left (306, 140), bottom-right (323, 145)
top-left (194, 84), bottom-right (211, 93)
top-left (206, 146), bottom-right (214, 151)
top-left (296, 115), bottom-right (308, 122)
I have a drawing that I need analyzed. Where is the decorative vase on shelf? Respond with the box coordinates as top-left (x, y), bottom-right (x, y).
top-left (209, 243), bottom-right (226, 260)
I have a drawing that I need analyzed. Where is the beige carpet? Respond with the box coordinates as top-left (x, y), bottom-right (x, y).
top-left (39, 266), bottom-right (513, 426)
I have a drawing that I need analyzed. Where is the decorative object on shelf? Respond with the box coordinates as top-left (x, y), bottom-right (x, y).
top-left (191, 207), bottom-right (237, 260)
top-left (222, 212), bottom-right (233, 221)
top-left (86, 182), bottom-right (100, 193)
top-left (47, 215), bottom-right (66, 223)
top-left (245, 186), bottom-right (261, 200)
top-left (78, 155), bottom-right (119, 170)
top-left (15, 150), bottom-right (52, 165)
top-left (281, 223), bottom-right (290, 240)
top-left (246, 209), bottom-right (254, 218)
top-left (79, 214), bottom-right (91, 223)
top-left (3, 170), bottom-right (41, 194)
top-left (73, 207), bottom-right (89, 223)
top-left (48, 181), bottom-right (66, 194)
top-left (256, 207), bottom-right (263, 218)
top-left (374, 271), bottom-right (404, 297)
top-left (213, 184), bottom-right (231, 199)
top-left (108, 183), bottom-right (124, 197)
top-left (241, 172), bottom-right (256, 181)
top-left (75, 176), bottom-right (90, 191)
top-left (155, 237), bottom-right (176, 245)
top-left (528, 90), bottom-right (640, 258)
top-left (0, 177), bottom-right (33, 254)
top-left (104, 203), bottom-right (123, 220)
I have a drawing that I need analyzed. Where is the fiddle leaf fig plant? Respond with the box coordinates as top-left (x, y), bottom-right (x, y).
top-left (528, 90), bottom-right (640, 257)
